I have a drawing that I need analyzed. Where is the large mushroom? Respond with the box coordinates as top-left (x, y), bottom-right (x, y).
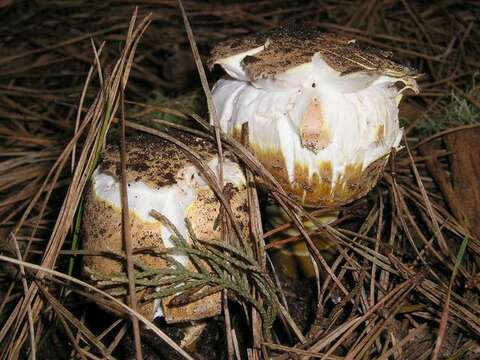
top-left (210, 24), bottom-right (419, 207)
top-left (82, 132), bottom-right (249, 323)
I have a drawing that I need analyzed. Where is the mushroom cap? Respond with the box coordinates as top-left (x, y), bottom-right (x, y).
top-left (209, 23), bottom-right (418, 82)
top-left (210, 25), bottom-right (418, 208)
top-left (82, 132), bottom-right (249, 322)
top-left (96, 132), bottom-right (245, 189)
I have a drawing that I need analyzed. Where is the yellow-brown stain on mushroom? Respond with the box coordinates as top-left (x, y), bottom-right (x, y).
top-left (300, 97), bottom-right (331, 153)
top-left (249, 143), bottom-right (387, 207)
top-left (375, 124), bottom-right (385, 145)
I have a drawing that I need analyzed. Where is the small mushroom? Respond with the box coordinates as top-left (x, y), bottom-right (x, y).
top-left (82, 132), bottom-right (249, 323)
top-left (210, 24), bottom-right (419, 207)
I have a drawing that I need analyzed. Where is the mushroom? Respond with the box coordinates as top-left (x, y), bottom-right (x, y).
top-left (265, 201), bottom-right (337, 279)
top-left (209, 24), bottom-right (419, 207)
top-left (82, 132), bottom-right (249, 323)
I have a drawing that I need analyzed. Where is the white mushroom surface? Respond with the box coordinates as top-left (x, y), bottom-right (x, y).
top-left (82, 132), bottom-right (249, 322)
top-left (210, 25), bottom-right (419, 207)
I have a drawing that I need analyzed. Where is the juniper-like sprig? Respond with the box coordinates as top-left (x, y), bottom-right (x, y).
top-left (89, 209), bottom-right (279, 338)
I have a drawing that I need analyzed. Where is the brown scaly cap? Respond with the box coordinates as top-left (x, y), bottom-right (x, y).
top-left (99, 131), bottom-right (237, 189)
top-left (209, 23), bottom-right (418, 80)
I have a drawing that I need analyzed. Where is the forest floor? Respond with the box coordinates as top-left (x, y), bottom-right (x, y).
top-left (0, 1), bottom-right (479, 359)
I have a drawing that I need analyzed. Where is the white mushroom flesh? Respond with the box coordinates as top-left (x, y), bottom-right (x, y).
top-left (212, 52), bottom-right (404, 187)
